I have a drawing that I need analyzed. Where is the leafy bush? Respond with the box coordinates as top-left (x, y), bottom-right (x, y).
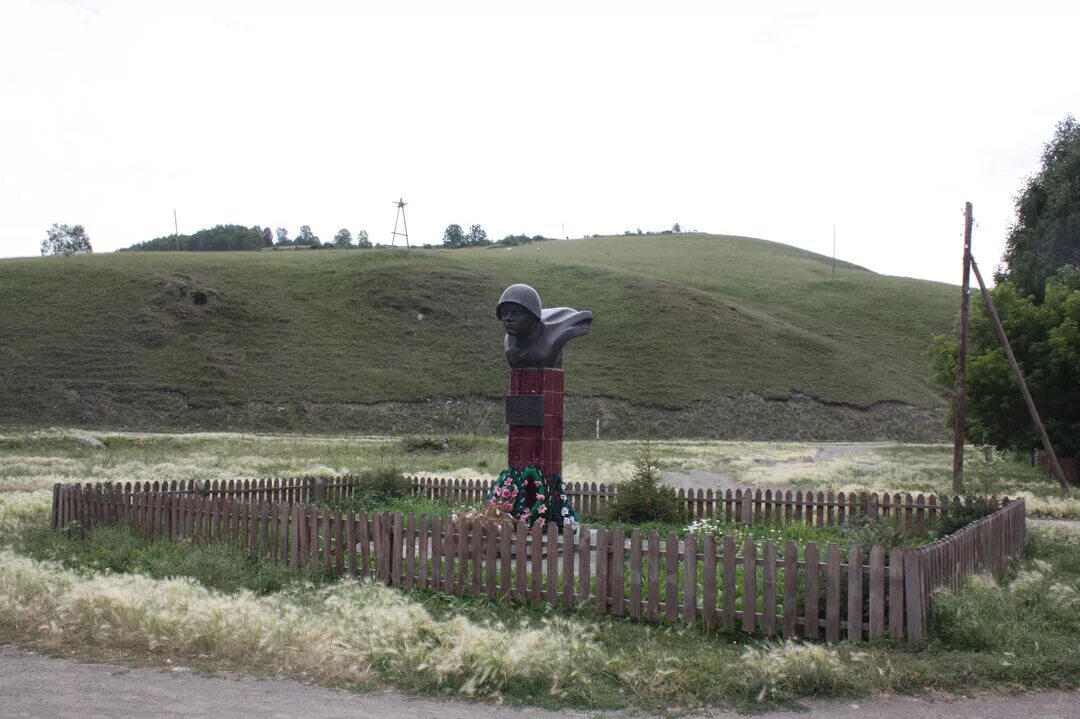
top-left (401, 436), bottom-right (452, 453)
top-left (607, 443), bottom-right (684, 524)
top-left (344, 467), bottom-right (412, 510)
top-left (399, 435), bottom-right (479, 454)
top-left (840, 513), bottom-right (917, 551)
top-left (934, 496), bottom-right (998, 538)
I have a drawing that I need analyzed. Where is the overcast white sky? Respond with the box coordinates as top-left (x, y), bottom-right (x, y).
top-left (1, 0), bottom-right (1077, 284)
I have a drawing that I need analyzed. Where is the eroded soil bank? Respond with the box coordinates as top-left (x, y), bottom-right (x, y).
top-left (3, 391), bottom-right (948, 443)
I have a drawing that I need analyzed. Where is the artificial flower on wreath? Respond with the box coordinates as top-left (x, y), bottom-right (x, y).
top-left (485, 465), bottom-right (578, 530)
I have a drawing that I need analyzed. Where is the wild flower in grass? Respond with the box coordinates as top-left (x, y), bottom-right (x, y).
top-left (684, 518), bottom-right (823, 549)
top-left (738, 641), bottom-right (851, 702)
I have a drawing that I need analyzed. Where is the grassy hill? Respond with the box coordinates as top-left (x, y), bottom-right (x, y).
top-left (0, 234), bottom-right (958, 439)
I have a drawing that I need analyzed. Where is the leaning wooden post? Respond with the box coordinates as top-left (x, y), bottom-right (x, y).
top-left (952, 202), bottom-right (974, 494)
top-left (970, 256), bottom-right (1069, 489)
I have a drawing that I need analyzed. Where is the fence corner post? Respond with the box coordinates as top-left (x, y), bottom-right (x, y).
top-left (51, 483), bottom-right (61, 530)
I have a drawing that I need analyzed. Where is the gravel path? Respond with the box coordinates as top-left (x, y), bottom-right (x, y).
top-left (661, 442), bottom-right (893, 493)
top-left (3, 646), bottom-right (1079, 719)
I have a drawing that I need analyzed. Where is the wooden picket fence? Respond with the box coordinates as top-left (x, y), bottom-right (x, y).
top-left (67, 474), bottom-right (961, 531)
top-left (50, 480), bottom-right (1026, 644)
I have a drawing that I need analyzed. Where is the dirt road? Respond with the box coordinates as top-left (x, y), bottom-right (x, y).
top-left (2, 646), bottom-right (1078, 719)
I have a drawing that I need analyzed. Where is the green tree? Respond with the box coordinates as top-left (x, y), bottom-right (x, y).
top-left (931, 117), bottom-right (1080, 460)
top-left (930, 267), bottom-right (1080, 456)
top-left (41, 224), bottom-right (93, 256)
top-left (333, 228), bottom-right (353, 248)
top-left (262, 227), bottom-right (274, 248)
top-left (442, 224), bottom-right (465, 248)
top-left (465, 224), bottom-right (490, 246)
top-left (356, 229), bottom-right (371, 248)
top-left (274, 227), bottom-right (290, 246)
top-left (296, 225), bottom-right (320, 247)
top-left (997, 115), bottom-right (1080, 302)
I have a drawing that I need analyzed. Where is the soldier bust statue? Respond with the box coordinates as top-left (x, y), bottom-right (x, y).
top-left (496, 284), bottom-right (592, 369)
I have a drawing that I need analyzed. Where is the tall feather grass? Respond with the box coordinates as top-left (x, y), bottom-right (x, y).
top-left (0, 549), bottom-right (602, 698)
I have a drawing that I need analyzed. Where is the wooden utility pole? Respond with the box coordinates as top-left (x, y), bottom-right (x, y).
top-left (969, 256), bottom-right (1069, 489)
top-left (952, 203), bottom-right (973, 494)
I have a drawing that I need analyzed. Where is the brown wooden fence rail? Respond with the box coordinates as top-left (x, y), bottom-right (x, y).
top-left (70, 474), bottom-right (970, 531)
top-left (50, 482), bottom-right (1026, 644)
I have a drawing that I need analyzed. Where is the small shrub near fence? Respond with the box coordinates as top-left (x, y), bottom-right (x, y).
top-left (50, 476), bottom-right (1027, 644)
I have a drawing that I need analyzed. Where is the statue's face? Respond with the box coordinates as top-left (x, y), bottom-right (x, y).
top-left (500, 303), bottom-right (539, 338)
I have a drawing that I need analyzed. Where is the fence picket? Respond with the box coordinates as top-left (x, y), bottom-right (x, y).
top-left (486, 521), bottom-right (498, 599)
top-left (762, 541), bottom-right (776, 636)
top-left (665, 532), bottom-right (679, 623)
top-left (702, 535), bottom-right (717, 631)
top-left (611, 528), bottom-right (625, 618)
top-left (404, 513), bottom-right (416, 587)
top-left (723, 535), bottom-right (737, 633)
top-left (783, 540), bottom-right (798, 638)
top-left (546, 523), bottom-right (559, 604)
top-left (578, 524), bottom-right (591, 604)
top-left (889, 546), bottom-right (904, 639)
top-left (562, 523), bottom-right (575, 609)
top-left (596, 528), bottom-right (609, 616)
top-left (514, 521), bottom-right (527, 600)
top-left (499, 520), bottom-right (512, 597)
top-left (647, 530), bottom-right (660, 622)
top-left (323, 506), bottom-right (333, 572)
top-left (684, 533), bottom-right (697, 628)
top-left (869, 546), bottom-right (885, 638)
top-left (471, 518), bottom-right (484, 596)
top-left (847, 545), bottom-right (863, 641)
top-left (457, 517), bottom-right (470, 595)
top-left (430, 515), bottom-right (441, 589)
top-left (825, 544), bottom-right (842, 642)
top-left (530, 521), bottom-right (544, 603)
top-left (805, 543), bottom-right (820, 639)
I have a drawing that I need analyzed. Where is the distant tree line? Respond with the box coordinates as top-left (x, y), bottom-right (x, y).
top-left (622, 223), bottom-right (685, 236)
top-left (123, 225), bottom-right (266, 252)
top-left (122, 224), bottom-right (373, 252)
top-left (118, 221), bottom-right (558, 253)
top-left (440, 223), bottom-right (554, 249)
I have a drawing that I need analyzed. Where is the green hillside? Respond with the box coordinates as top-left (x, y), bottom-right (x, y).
top-left (0, 234), bottom-right (957, 439)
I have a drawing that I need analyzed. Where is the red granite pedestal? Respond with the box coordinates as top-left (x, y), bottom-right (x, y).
top-left (507, 368), bottom-right (564, 479)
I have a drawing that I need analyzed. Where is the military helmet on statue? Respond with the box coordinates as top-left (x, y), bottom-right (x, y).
top-left (496, 284), bottom-right (542, 320)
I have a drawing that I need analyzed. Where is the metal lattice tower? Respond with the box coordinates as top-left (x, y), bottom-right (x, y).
top-left (390, 198), bottom-right (410, 248)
